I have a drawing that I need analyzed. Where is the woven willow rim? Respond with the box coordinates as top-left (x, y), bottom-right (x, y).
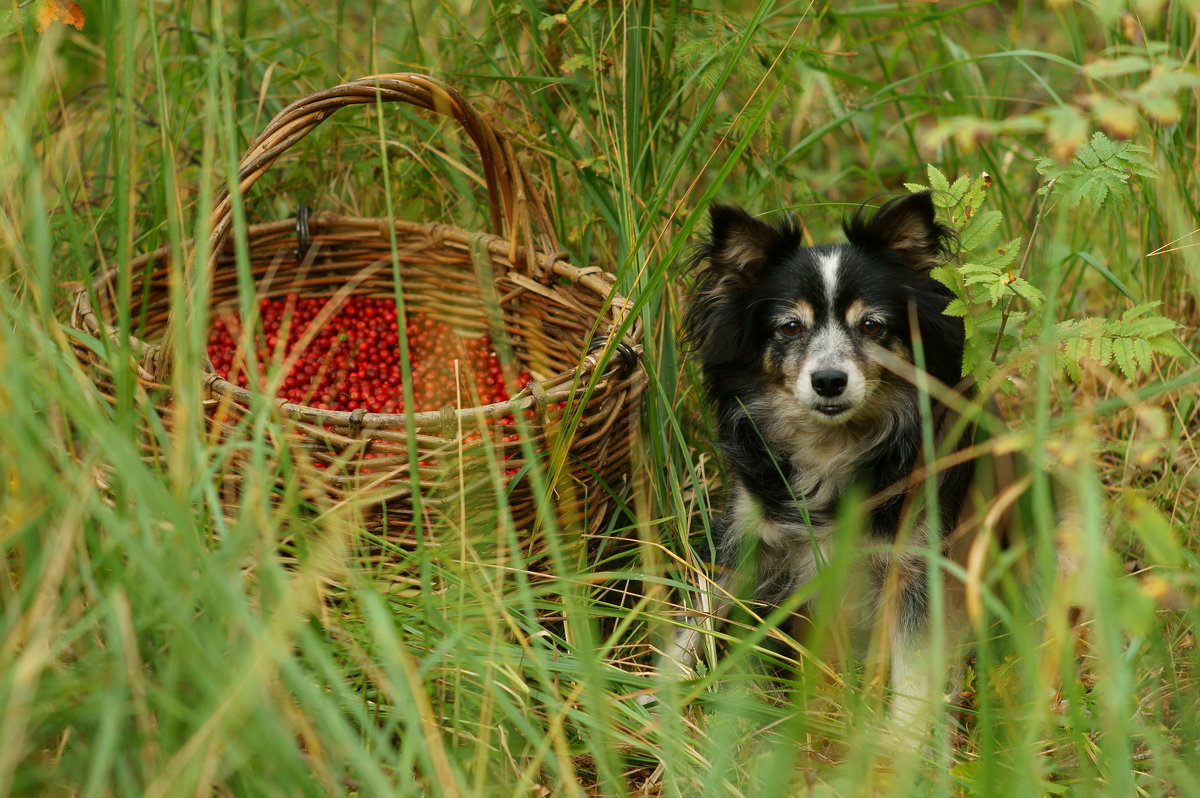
top-left (72, 72), bottom-right (642, 407)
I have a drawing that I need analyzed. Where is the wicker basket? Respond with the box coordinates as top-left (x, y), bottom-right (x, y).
top-left (68, 73), bottom-right (643, 573)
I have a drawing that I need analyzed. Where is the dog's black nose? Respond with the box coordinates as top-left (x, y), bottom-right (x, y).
top-left (811, 369), bottom-right (848, 397)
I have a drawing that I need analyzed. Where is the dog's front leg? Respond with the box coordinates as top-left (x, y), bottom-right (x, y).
top-left (886, 583), bottom-right (966, 736)
top-left (888, 624), bottom-right (941, 731)
top-left (658, 571), bottom-right (732, 677)
top-left (637, 573), bottom-right (731, 709)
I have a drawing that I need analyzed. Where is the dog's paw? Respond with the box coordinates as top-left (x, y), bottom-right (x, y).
top-left (635, 692), bottom-right (661, 712)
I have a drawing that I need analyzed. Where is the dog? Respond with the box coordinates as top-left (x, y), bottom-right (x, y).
top-left (664, 191), bottom-right (1025, 728)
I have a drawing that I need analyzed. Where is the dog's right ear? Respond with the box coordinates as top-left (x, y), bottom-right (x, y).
top-left (686, 206), bottom-right (797, 361)
top-left (705, 205), bottom-right (789, 279)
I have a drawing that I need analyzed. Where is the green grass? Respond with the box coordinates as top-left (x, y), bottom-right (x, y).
top-left (2, 1), bottom-right (1199, 795)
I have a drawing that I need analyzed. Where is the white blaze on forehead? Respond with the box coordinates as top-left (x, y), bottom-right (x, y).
top-left (817, 251), bottom-right (841, 306)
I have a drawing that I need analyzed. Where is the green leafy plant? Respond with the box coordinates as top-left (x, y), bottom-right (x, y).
top-left (1035, 131), bottom-right (1157, 209)
top-left (908, 141), bottom-right (1183, 388)
top-left (906, 166), bottom-right (1033, 385)
top-left (1053, 302), bottom-right (1187, 381)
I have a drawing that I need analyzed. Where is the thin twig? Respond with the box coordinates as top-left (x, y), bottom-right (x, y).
top-left (989, 177), bottom-right (1057, 364)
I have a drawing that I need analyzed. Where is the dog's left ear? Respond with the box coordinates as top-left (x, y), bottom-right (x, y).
top-left (706, 204), bottom-right (794, 280)
top-left (843, 191), bottom-right (955, 272)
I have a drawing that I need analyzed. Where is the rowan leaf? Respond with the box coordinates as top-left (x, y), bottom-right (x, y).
top-left (35, 0), bottom-right (84, 32)
top-left (1092, 98), bottom-right (1140, 139)
top-left (1044, 106), bottom-right (1089, 160)
top-left (1036, 133), bottom-right (1154, 210)
top-left (1120, 301), bottom-right (1162, 321)
top-left (1137, 94), bottom-right (1181, 125)
top-left (1134, 338), bottom-right (1153, 371)
top-left (926, 165), bottom-right (951, 193)
top-left (1062, 337), bottom-right (1088, 381)
top-left (1010, 278), bottom-right (1045, 310)
top-left (1083, 55), bottom-right (1152, 79)
top-left (1123, 316), bottom-right (1181, 338)
top-left (1090, 336), bottom-right (1114, 366)
top-left (943, 298), bottom-right (970, 317)
top-left (974, 239), bottom-right (1021, 270)
top-left (1139, 69), bottom-right (1200, 96)
top-left (1112, 337), bottom-right (1138, 379)
top-left (948, 174), bottom-right (969, 201)
top-left (929, 264), bottom-right (961, 287)
top-left (1148, 336), bottom-right (1190, 358)
top-left (959, 210), bottom-right (1002, 250)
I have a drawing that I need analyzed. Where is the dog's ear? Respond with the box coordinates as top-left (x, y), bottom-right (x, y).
top-left (706, 204), bottom-right (791, 279)
top-left (842, 191), bottom-right (955, 272)
top-left (685, 205), bottom-right (798, 361)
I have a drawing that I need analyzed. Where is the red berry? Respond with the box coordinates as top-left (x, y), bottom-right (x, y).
top-left (207, 298), bottom-right (529, 417)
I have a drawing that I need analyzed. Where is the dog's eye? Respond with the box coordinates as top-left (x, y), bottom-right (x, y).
top-left (778, 320), bottom-right (804, 337)
top-left (860, 318), bottom-right (885, 337)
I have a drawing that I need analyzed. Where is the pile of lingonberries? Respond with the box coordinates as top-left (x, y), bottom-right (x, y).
top-left (206, 295), bottom-right (533, 414)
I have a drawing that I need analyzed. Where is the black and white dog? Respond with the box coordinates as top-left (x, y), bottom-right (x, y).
top-left (667, 191), bottom-right (1019, 725)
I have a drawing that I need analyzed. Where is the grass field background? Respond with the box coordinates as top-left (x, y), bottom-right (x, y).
top-left (2, 1), bottom-right (1199, 795)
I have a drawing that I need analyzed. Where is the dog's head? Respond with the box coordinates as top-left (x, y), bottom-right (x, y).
top-left (686, 191), bottom-right (962, 425)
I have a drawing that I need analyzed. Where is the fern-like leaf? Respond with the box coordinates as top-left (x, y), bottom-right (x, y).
top-left (1037, 132), bottom-right (1155, 211)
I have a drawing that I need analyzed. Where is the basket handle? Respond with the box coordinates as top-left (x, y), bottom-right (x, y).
top-left (144, 73), bottom-right (563, 381)
top-left (210, 73), bottom-right (559, 273)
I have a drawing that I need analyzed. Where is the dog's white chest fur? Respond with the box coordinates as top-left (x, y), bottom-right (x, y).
top-left (786, 431), bottom-right (871, 513)
top-left (749, 393), bottom-right (909, 519)
top-left (722, 410), bottom-right (910, 608)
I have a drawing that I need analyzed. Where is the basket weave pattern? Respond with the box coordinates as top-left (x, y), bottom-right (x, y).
top-left (69, 74), bottom-right (643, 564)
